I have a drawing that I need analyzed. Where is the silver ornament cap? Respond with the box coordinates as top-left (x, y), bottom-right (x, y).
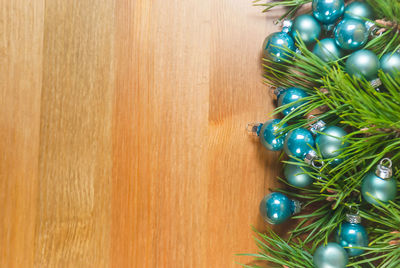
top-left (310, 120), bottom-right (326, 134)
top-left (375, 158), bottom-right (393, 179)
top-left (346, 213), bottom-right (361, 224)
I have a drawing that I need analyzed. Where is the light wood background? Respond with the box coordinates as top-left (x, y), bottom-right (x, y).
top-left (0, 0), bottom-right (283, 267)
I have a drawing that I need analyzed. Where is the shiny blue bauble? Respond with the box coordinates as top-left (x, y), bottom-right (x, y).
top-left (313, 38), bottom-right (343, 62)
top-left (334, 18), bottom-right (368, 50)
top-left (259, 192), bottom-right (296, 224)
top-left (291, 14), bottom-right (321, 45)
top-left (346, 50), bottom-right (380, 81)
top-left (315, 126), bottom-right (348, 166)
top-left (313, 242), bottom-right (349, 268)
top-left (335, 222), bottom-right (368, 256)
top-left (312, 0), bottom-right (344, 25)
top-left (277, 87), bottom-right (308, 116)
top-left (259, 119), bottom-right (288, 151)
top-left (380, 52), bottom-right (400, 77)
top-left (344, 1), bottom-right (374, 21)
top-left (361, 172), bottom-right (397, 205)
top-left (284, 128), bottom-right (315, 159)
top-left (262, 32), bottom-right (295, 62)
top-left (284, 162), bottom-right (313, 187)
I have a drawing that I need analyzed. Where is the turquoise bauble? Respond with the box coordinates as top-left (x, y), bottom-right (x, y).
top-left (262, 32), bottom-right (295, 62)
top-left (380, 52), bottom-right (400, 77)
top-left (259, 119), bottom-right (288, 151)
top-left (346, 50), bottom-right (380, 81)
top-left (284, 162), bottom-right (313, 187)
top-left (277, 87), bottom-right (308, 116)
top-left (344, 1), bottom-right (374, 21)
top-left (361, 172), bottom-right (397, 205)
top-left (284, 128), bottom-right (315, 159)
top-left (315, 126), bottom-right (348, 166)
top-left (291, 14), bottom-right (321, 45)
top-left (334, 18), bottom-right (368, 50)
top-left (336, 222), bottom-right (368, 256)
top-left (313, 38), bottom-right (343, 62)
top-left (313, 242), bottom-right (349, 268)
top-left (312, 0), bottom-right (345, 25)
top-left (259, 192), bottom-right (299, 224)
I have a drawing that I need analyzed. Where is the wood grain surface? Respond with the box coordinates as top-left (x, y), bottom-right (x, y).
top-left (0, 0), bottom-right (283, 267)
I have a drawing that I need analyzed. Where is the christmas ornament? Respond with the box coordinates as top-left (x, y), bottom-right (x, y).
top-left (344, 1), bottom-right (374, 21)
top-left (284, 161), bottom-right (313, 187)
top-left (361, 158), bottom-right (397, 205)
top-left (346, 49), bottom-right (380, 81)
top-left (284, 128), bottom-right (315, 159)
top-left (291, 14), bottom-right (321, 45)
top-left (335, 211), bottom-right (369, 257)
top-left (312, 0), bottom-right (345, 25)
top-left (313, 242), bottom-right (349, 268)
top-left (262, 31), bottom-right (295, 62)
top-left (277, 87), bottom-right (308, 116)
top-left (334, 18), bottom-right (369, 50)
top-left (313, 38), bottom-right (343, 62)
top-left (380, 51), bottom-right (400, 77)
top-left (259, 192), bottom-right (301, 224)
top-left (247, 119), bottom-right (288, 151)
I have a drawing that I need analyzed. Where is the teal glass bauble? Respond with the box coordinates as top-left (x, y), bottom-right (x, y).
top-left (346, 50), bottom-right (380, 81)
top-left (380, 52), bottom-right (400, 77)
top-left (262, 32), bottom-right (295, 62)
top-left (344, 1), bottom-right (374, 21)
top-left (312, 0), bottom-right (345, 25)
top-left (277, 87), bottom-right (308, 116)
top-left (259, 192), bottom-right (299, 224)
top-left (315, 126), bottom-right (348, 166)
top-left (334, 18), bottom-right (368, 50)
top-left (313, 38), bottom-right (343, 62)
top-left (259, 119), bottom-right (288, 151)
top-left (291, 14), bottom-right (321, 45)
top-left (284, 162), bottom-right (313, 187)
top-left (361, 172), bottom-right (397, 205)
top-left (335, 222), bottom-right (368, 256)
top-left (313, 242), bottom-right (349, 268)
top-left (284, 128), bottom-right (315, 159)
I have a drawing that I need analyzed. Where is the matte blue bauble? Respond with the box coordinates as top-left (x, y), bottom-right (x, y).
top-left (344, 1), bottom-right (374, 21)
top-left (334, 18), bottom-right (368, 50)
top-left (259, 192), bottom-right (298, 224)
top-left (361, 172), bottom-right (397, 205)
top-left (336, 222), bottom-right (369, 256)
top-left (259, 119), bottom-right (288, 151)
top-left (313, 242), bottom-right (349, 268)
top-left (313, 38), bottom-right (343, 62)
top-left (346, 50), bottom-right (380, 81)
top-left (284, 162), bottom-right (313, 187)
top-left (284, 128), bottom-right (315, 159)
top-left (291, 14), bottom-right (321, 45)
top-left (277, 87), bottom-right (308, 116)
top-left (380, 52), bottom-right (400, 77)
top-left (262, 32), bottom-right (295, 62)
top-left (312, 0), bottom-right (344, 25)
top-left (315, 126), bottom-right (348, 166)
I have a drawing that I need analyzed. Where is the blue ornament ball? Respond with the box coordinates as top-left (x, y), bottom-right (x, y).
top-left (344, 1), bottom-right (374, 21)
top-left (336, 222), bottom-right (369, 256)
top-left (313, 242), bottom-right (349, 268)
top-left (361, 171), bottom-right (397, 205)
top-left (291, 14), bottom-right (321, 45)
top-left (315, 126), bottom-right (348, 166)
top-left (284, 161), bottom-right (313, 187)
top-left (346, 50), bottom-right (380, 81)
top-left (277, 87), bottom-right (308, 116)
top-left (259, 119), bottom-right (288, 151)
top-left (259, 192), bottom-right (298, 224)
top-left (312, 0), bottom-right (345, 25)
top-left (313, 38), bottom-right (343, 62)
top-left (262, 32), bottom-right (295, 62)
top-left (380, 52), bottom-right (400, 77)
top-left (284, 128), bottom-right (315, 159)
top-left (334, 18), bottom-right (369, 50)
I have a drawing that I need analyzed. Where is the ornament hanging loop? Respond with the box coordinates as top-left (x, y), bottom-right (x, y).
top-left (376, 158), bottom-right (393, 179)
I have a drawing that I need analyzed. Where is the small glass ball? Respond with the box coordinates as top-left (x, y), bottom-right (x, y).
top-left (291, 14), bottom-right (321, 45)
top-left (259, 192), bottom-right (296, 224)
top-left (277, 87), bottom-right (308, 116)
top-left (334, 18), bottom-right (368, 50)
top-left (312, 0), bottom-right (345, 25)
top-left (284, 128), bottom-right (315, 159)
top-left (259, 119), bottom-right (288, 151)
top-left (262, 32), bottom-right (295, 62)
top-left (361, 172), bottom-right (397, 205)
top-left (380, 52), bottom-right (400, 77)
top-left (346, 50), bottom-right (380, 81)
top-left (335, 222), bottom-right (369, 256)
top-left (315, 126), bottom-right (348, 165)
top-left (313, 242), bottom-right (349, 268)
top-left (284, 162), bottom-right (313, 187)
top-left (344, 1), bottom-right (374, 21)
top-left (313, 38), bottom-right (343, 62)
